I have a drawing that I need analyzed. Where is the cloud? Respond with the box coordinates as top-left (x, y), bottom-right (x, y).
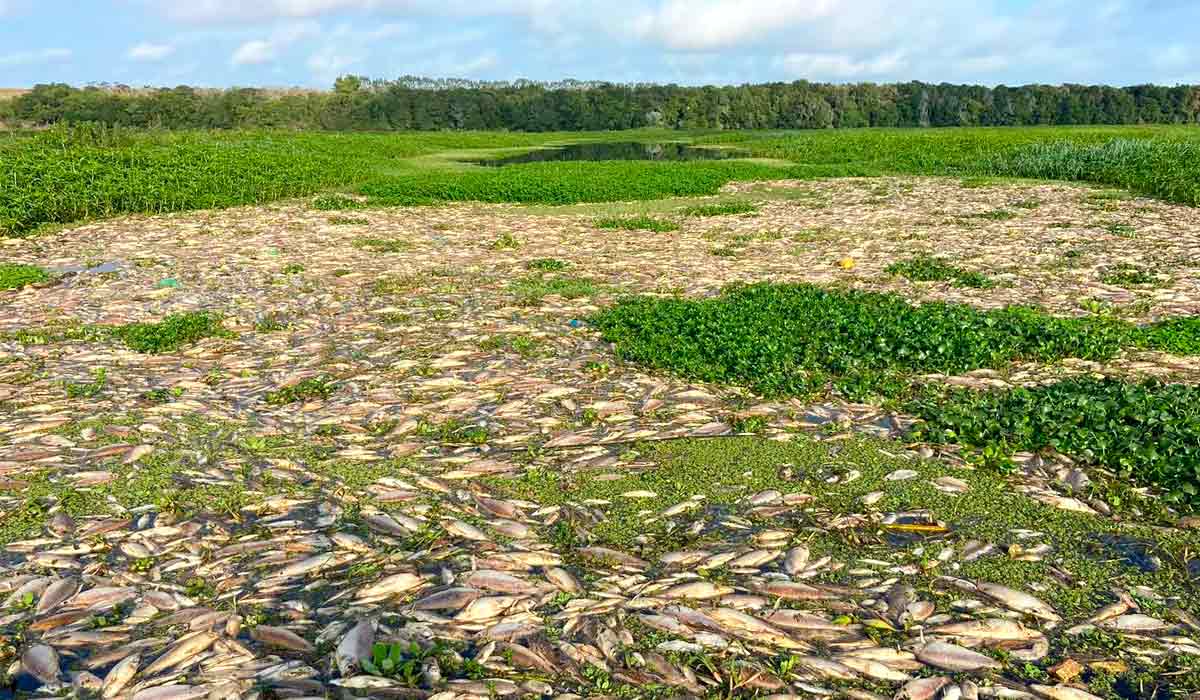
top-left (0, 47), bottom-right (71, 67)
top-left (776, 51), bottom-right (907, 79)
top-left (127, 42), bottom-right (176, 61)
top-left (231, 40), bottom-right (275, 66)
top-left (631, 0), bottom-right (838, 51)
top-left (306, 46), bottom-right (361, 80)
top-left (229, 21), bottom-right (320, 67)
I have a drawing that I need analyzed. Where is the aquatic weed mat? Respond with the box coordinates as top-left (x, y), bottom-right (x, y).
top-left (2, 177), bottom-right (1200, 698)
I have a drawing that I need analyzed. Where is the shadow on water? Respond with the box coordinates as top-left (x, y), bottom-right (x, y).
top-left (469, 142), bottom-right (749, 167)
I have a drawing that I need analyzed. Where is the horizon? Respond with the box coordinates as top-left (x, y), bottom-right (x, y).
top-left (1, 1), bottom-right (1198, 89)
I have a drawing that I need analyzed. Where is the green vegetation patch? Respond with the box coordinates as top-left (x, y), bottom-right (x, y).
top-left (886, 255), bottom-right (995, 289)
top-left (265, 375), bottom-right (338, 405)
top-left (353, 237), bottom-right (411, 253)
top-left (112, 311), bottom-right (230, 353)
top-left (680, 201), bottom-right (759, 217)
top-left (911, 377), bottom-right (1200, 508)
top-left (1102, 263), bottom-right (1164, 287)
top-left (591, 283), bottom-right (1151, 399)
top-left (510, 274), bottom-right (601, 305)
top-left (594, 215), bottom-right (680, 233)
top-left (0, 263), bottom-right (50, 290)
top-left (526, 258), bottom-right (568, 272)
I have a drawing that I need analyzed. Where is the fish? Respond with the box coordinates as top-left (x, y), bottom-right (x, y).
top-left (977, 583), bottom-right (1061, 622)
top-left (917, 642), bottom-right (1002, 672)
top-left (35, 577), bottom-right (79, 616)
top-left (101, 653), bottom-right (140, 698)
top-left (21, 644), bottom-right (60, 686)
top-left (251, 625), bottom-right (315, 652)
top-left (143, 631), bottom-right (219, 676)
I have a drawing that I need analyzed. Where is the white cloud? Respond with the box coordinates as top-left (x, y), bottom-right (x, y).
top-left (231, 40), bottom-right (275, 66)
top-left (230, 21), bottom-right (321, 67)
top-left (0, 47), bottom-right (71, 67)
top-left (127, 42), bottom-right (176, 62)
top-left (776, 51), bottom-right (906, 79)
top-left (306, 46), bottom-right (361, 80)
top-left (631, 0), bottom-right (838, 51)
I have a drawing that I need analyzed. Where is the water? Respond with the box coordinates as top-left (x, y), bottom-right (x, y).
top-left (470, 142), bottom-right (748, 167)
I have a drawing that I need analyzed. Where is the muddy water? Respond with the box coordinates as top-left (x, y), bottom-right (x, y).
top-left (469, 142), bottom-right (749, 166)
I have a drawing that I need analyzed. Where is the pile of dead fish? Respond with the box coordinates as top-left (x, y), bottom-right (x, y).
top-left (3, 474), bottom-right (1197, 700)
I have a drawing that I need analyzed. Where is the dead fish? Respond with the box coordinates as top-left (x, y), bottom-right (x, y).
top-left (143, 631), bottom-right (219, 676)
top-left (476, 495), bottom-right (519, 519)
top-left (783, 546), bottom-right (810, 575)
top-left (35, 577), bottom-right (79, 616)
top-left (886, 584), bottom-right (916, 624)
top-left (460, 570), bottom-right (532, 595)
top-left (412, 587), bottom-right (482, 611)
top-left (21, 644), bottom-right (60, 686)
top-left (131, 685), bottom-right (210, 700)
top-left (793, 655), bottom-right (858, 681)
top-left (837, 656), bottom-right (910, 682)
top-left (760, 581), bottom-right (833, 600)
top-left (1086, 601), bottom-right (1130, 624)
top-left (252, 625), bottom-right (314, 652)
top-left (456, 596), bottom-right (519, 622)
top-left (1030, 686), bottom-right (1103, 700)
top-left (907, 601), bottom-right (935, 622)
top-left (66, 586), bottom-right (136, 611)
top-left (730, 549), bottom-right (780, 568)
top-left (899, 677), bottom-right (952, 700)
top-left (931, 619), bottom-right (1044, 641)
top-left (978, 583), bottom-right (1060, 622)
top-left (101, 653), bottom-right (139, 698)
top-left (578, 547), bottom-right (648, 570)
top-left (1102, 614), bottom-right (1169, 632)
top-left (445, 519), bottom-right (489, 541)
top-left (545, 567), bottom-right (582, 593)
top-left (664, 581), bottom-right (732, 600)
top-left (48, 512), bottom-right (76, 536)
top-left (336, 620), bottom-right (374, 677)
top-left (917, 642), bottom-right (1001, 672)
top-left (362, 512), bottom-right (417, 536)
top-left (277, 552), bottom-right (333, 578)
top-left (356, 573), bottom-right (425, 600)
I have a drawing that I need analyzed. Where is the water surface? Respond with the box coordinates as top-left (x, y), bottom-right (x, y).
top-left (470, 142), bottom-right (748, 167)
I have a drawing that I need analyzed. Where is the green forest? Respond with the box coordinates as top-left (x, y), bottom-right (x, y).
top-left (4, 77), bottom-right (1199, 132)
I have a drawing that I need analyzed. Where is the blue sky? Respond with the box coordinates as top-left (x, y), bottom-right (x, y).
top-left (1, 0), bottom-right (1197, 88)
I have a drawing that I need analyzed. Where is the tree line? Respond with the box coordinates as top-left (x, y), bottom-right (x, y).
top-left (3, 77), bottom-right (1198, 131)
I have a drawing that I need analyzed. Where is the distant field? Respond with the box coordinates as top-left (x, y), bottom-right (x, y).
top-left (1, 124), bottom-right (1199, 236)
top-left (0, 88), bottom-right (29, 100)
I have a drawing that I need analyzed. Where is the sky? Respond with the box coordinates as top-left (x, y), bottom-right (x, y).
top-left (0, 0), bottom-right (1197, 89)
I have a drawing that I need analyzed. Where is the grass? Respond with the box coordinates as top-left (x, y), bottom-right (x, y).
top-left (886, 255), bottom-right (995, 288)
top-left (5, 125), bottom-right (1200, 236)
top-left (0, 263), bottom-right (49, 289)
top-left (6, 311), bottom-right (234, 354)
top-left (1102, 264), bottom-right (1164, 287)
top-left (113, 312), bottom-right (231, 353)
top-left (527, 258), bottom-right (568, 272)
top-left (510, 274), bottom-right (601, 305)
top-left (264, 375), bottom-right (338, 405)
top-left (680, 201), bottom-right (759, 217)
top-left (594, 215), bottom-right (680, 232)
top-left (353, 237), bottom-right (410, 253)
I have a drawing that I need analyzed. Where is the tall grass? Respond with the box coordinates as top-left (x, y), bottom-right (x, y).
top-left (983, 139), bottom-right (1200, 205)
top-left (3, 124), bottom-right (1200, 235)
